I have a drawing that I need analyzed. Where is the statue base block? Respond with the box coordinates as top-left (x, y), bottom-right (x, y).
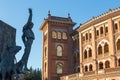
top-left (11, 74), bottom-right (25, 80)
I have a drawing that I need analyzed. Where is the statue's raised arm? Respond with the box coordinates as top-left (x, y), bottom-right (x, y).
top-left (23, 8), bottom-right (33, 30)
top-left (27, 8), bottom-right (32, 24)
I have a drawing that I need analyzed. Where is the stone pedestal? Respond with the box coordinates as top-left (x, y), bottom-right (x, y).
top-left (11, 74), bottom-right (25, 80)
top-left (0, 20), bottom-right (16, 60)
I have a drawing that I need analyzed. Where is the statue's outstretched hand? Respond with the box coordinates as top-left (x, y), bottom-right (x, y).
top-left (29, 8), bottom-right (32, 14)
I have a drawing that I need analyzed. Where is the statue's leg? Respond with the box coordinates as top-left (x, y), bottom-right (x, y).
top-left (23, 45), bottom-right (31, 71)
top-left (22, 39), bottom-right (33, 71)
top-left (23, 46), bottom-right (31, 71)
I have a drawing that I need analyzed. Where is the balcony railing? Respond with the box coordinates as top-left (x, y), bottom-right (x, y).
top-left (98, 69), bottom-right (105, 74)
top-left (83, 57), bottom-right (92, 63)
top-left (84, 71), bottom-right (95, 75)
top-left (105, 67), bottom-right (120, 73)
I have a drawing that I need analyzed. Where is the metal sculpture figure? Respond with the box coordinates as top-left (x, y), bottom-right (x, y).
top-left (17, 8), bottom-right (35, 72)
top-left (0, 8), bottom-right (35, 80)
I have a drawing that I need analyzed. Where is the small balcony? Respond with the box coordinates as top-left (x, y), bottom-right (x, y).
top-left (97, 67), bottom-right (120, 74)
top-left (98, 69), bottom-right (105, 74)
top-left (104, 67), bottom-right (120, 73)
top-left (97, 54), bottom-right (103, 59)
top-left (84, 71), bottom-right (95, 75)
top-left (83, 57), bottom-right (92, 63)
top-left (104, 52), bottom-right (109, 57)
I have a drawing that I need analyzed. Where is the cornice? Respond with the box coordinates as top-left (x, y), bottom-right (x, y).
top-left (77, 7), bottom-right (120, 32)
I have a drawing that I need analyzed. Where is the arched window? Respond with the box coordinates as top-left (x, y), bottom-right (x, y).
top-left (89, 33), bottom-right (92, 39)
top-left (84, 50), bottom-right (87, 59)
top-left (62, 32), bottom-right (67, 39)
top-left (45, 63), bottom-right (46, 72)
top-left (99, 62), bottom-right (103, 70)
top-left (105, 61), bottom-right (110, 68)
top-left (58, 32), bottom-right (61, 39)
top-left (117, 39), bottom-right (120, 50)
top-left (86, 33), bottom-right (88, 40)
top-left (104, 43), bottom-right (109, 53)
top-left (89, 64), bottom-right (93, 71)
top-left (96, 30), bottom-right (99, 36)
top-left (77, 67), bottom-right (80, 72)
top-left (98, 45), bottom-right (102, 55)
top-left (100, 27), bottom-right (104, 34)
top-left (83, 36), bottom-right (85, 41)
top-left (88, 48), bottom-right (92, 57)
top-left (105, 27), bottom-right (108, 33)
top-left (57, 46), bottom-right (62, 56)
top-left (75, 66), bottom-right (80, 72)
top-left (44, 47), bottom-right (47, 57)
top-left (52, 31), bottom-right (57, 39)
top-left (85, 66), bottom-right (88, 72)
top-left (57, 63), bottom-right (63, 74)
top-left (114, 23), bottom-right (118, 31)
top-left (118, 59), bottom-right (120, 66)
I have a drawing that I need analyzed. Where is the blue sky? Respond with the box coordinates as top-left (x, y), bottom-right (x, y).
top-left (0, 0), bottom-right (120, 69)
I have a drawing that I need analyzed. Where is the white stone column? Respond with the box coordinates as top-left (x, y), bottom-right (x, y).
top-left (79, 32), bottom-right (83, 73)
top-left (108, 18), bottom-right (116, 68)
top-left (91, 25), bottom-right (98, 73)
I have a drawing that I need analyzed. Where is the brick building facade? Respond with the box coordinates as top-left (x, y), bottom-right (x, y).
top-left (41, 7), bottom-right (120, 80)
top-left (40, 12), bottom-right (79, 80)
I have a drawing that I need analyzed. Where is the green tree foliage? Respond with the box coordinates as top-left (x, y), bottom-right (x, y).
top-left (24, 67), bottom-right (42, 80)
